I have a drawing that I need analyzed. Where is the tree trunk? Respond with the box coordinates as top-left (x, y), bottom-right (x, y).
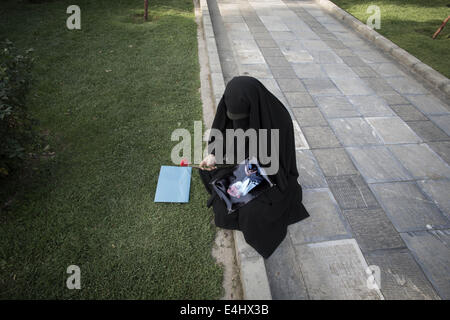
top-left (144, 0), bottom-right (149, 21)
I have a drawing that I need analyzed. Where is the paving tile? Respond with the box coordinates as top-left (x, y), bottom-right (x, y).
top-left (259, 15), bottom-right (290, 31)
top-left (255, 38), bottom-right (278, 48)
top-left (309, 50), bottom-right (344, 64)
top-left (365, 250), bottom-right (440, 300)
top-left (235, 49), bottom-right (265, 64)
top-left (343, 208), bottom-right (405, 252)
top-left (347, 95), bottom-right (395, 117)
top-left (333, 32), bottom-right (365, 43)
top-left (334, 48), bottom-right (354, 57)
top-left (228, 30), bottom-right (255, 40)
top-left (259, 47), bottom-right (284, 57)
top-left (305, 8), bottom-right (327, 18)
top-left (218, 3), bottom-right (239, 15)
top-left (417, 179), bottom-right (450, 219)
top-left (314, 33), bottom-right (336, 42)
top-left (322, 64), bottom-right (357, 78)
top-left (300, 39), bottom-right (329, 50)
top-left (326, 175), bottom-right (379, 210)
top-left (253, 31), bottom-right (274, 40)
top-left (428, 141), bottom-right (450, 164)
top-left (323, 39), bottom-right (347, 49)
top-left (258, 78), bottom-right (281, 94)
top-left (323, 23), bottom-right (348, 33)
top-left (332, 77), bottom-right (374, 95)
top-left (264, 236), bottom-right (308, 299)
top-left (303, 78), bottom-right (341, 95)
top-left (308, 21), bottom-right (331, 29)
top-left (232, 38), bottom-right (259, 51)
top-left (354, 50), bottom-right (390, 64)
top-left (288, 25), bottom-right (321, 40)
top-left (378, 93), bottom-right (409, 105)
top-left (222, 15), bottom-right (245, 23)
top-left (405, 95), bottom-right (450, 115)
top-left (292, 107), bottom-right (327, 127)
top-left (225, 22), bottom-right (250, 32)
top-left (244, 18), bottom-right (263, 26)
top-left (362, 78), bottom-right (395, 95)
top-left (302, 126), bottom-right (341, 149)
top-left (293, 239), bottom-right (383, 300)
top-left (406, 121), bottom-right (449, 142)
top-left (243, 16), bottom-right (262, 25)
top-left (276, 78), bottom-right (307, 92)
top-left (292, 63), bottom-right (327, 79)
top-left (351, 66), bottom-right (378, 78)
top-left (289, 189), bottom-right (351, 244)
top-left (369, 63), bottom-right (406, 77)
top-left (270, 31), bottom-right (297, 41)
top-left (429, 115), bottom-right (450, 136)
top-left (341, 56), bottom-right (366, 67)
top-left (370, 182), bottom-right (450, 232)
top-left (385, 77), bottom-right (428, 94)
top-left (295, 150), bottom-right (327, 189)
top-left (276, 37), bottom-right (303, 49)
top-left (248, 25), bottom-right (268, 33)
top-left (314, 95), bottom-right (360, 118)
top-left (270, 9), bottom-right (298, 20)
top-left (344, 40), bottom-right (373, 51)
top-left (240, 63), bottom-right (273, 78)
top-left (292, 120), bottom-right (309, 149)
top-left (346, 146), bottom-right (412, 183)
top-left (390, 104), bottom-right (428, 121)
top-left (388, 144), bottom-right (450, 179)
top-left (264, 56), bottom-right (291, 67)
top-left (312, 148), bottom-right (358, 176)
top-left (331, 30), bottom-right (363, 41)
top-left (282, 50), bottom-right (314, 63)
top-left (401, 230), bottom-right (450, 299)
top-left (284, 92), bottom-right (316, 107)
top-left (329, 118), bottom-right (383, 147)
top-left (270, 67), bottom-right (298, 78)
top-left (366, 117), bottom-right (422, 144)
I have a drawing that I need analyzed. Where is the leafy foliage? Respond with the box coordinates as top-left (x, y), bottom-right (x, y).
top-left (0, 39), bottom-right (35, 177)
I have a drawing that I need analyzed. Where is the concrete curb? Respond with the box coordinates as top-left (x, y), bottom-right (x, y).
top-left (200, 0), bottom-right (226, 108)
top-left (313, 0), bottom-right (450, 98)
top-left (199, 0), bottom-right (273, 300)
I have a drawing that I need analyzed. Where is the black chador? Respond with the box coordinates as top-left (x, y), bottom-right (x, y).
top-left (199, 76), bottom-right (309, 259)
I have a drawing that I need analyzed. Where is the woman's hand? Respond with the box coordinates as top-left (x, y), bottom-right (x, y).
top-left (199, 154), bottom-right (216, 171)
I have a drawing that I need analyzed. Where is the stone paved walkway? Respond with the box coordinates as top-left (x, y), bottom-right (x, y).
top-left (207, 0), bottom-right (450, 299)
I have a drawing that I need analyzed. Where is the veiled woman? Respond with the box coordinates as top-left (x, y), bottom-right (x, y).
top-left (199, 76), bottom-right (309, 259)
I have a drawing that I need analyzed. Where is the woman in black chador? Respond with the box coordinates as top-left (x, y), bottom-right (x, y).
top-left (199, 75), bottom-right (309, 259)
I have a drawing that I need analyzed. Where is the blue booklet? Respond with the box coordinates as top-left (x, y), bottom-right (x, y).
top-left (154, 166), bottom-right (192, 203)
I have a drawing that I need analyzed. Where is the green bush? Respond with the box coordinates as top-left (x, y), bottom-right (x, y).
top-left (0, 39), bottom-right (35, 177)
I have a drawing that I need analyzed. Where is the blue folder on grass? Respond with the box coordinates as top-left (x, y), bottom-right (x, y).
top-left (154, 166), bottom-right (192, 203)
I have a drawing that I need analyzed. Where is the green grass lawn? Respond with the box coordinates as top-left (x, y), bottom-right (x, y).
top-left (0, 0), bottom-right (223, 299)
top-left (332, 0), bottom-right (450, 78)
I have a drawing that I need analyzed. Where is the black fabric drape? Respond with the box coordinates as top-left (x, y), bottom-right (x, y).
top-left (208, 76), bottom-right (299, 191)
top-left (200, 76), bottom-right (309, 259)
